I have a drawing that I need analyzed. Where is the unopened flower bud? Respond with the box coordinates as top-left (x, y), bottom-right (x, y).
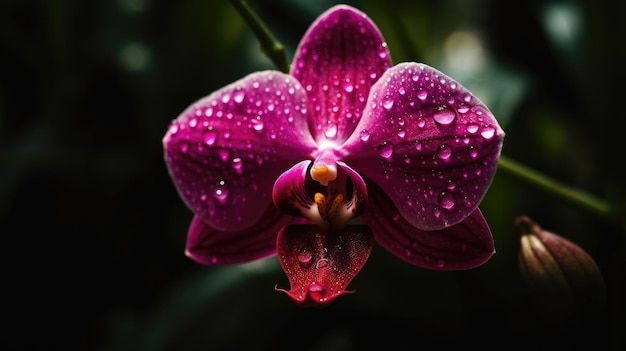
top-left (515, 215), bottom-right (606, 327)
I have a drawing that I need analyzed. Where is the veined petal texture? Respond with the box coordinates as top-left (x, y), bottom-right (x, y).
top-left (164, 71), bottom-right (317, 231)
top-left (291, 5), bottom-right (392, 145)
top-left (344, 62), bottom-right (504, 230)
top-left (361, 181), bottom-right (495, 270)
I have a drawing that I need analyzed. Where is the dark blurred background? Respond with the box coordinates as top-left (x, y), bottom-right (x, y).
top-left (1, 0), bottom-right (624, 350)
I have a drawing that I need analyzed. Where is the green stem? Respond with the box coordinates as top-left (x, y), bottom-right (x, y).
top-left (497, 155), bottom-right (612, 218)
top-left (229, 0), bottom-right (289, 73)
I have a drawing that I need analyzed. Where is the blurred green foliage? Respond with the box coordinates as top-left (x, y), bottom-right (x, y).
top-left (1, 0), bottom-right (624, 350)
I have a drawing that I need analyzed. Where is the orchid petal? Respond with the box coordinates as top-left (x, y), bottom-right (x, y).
top-left (272, 160), bottom-right (368, 230)
top-left (291, 5), bottom-right (392, 145)
top-left (361, 182), bottom-right (495, 270)
top-left (163, 71), bottom-right (317, 231)
top-left (337, 161), bottom-right (368, 219)
top-left (185, 204), bottom-right (293, 265)
top-left (272, 160), bottom-right (318, 222)
top-left (275, 224), bottom-right (373, 307)
top-left (343, 62), bottom-right (504, 230)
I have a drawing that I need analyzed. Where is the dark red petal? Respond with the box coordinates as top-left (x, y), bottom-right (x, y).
top-left (361, 181), bottom-right (495, 270)
top-left (185, 205), bottom-right (292, 266)
top-left (275, 225), bottom-right (373, 307)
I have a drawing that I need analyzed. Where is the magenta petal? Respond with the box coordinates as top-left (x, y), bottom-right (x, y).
top-left (344, 62), bottom-right (504, 230)
top-left (275, 224), bottom-right (374, 307)
top-left (163, 71), bottom-right (317, 231)
top-left (360, 183), bottom-right (495, 270)
top-left (272, 160), bottom-right (315, 218)
top-left (185, 205), bottom-right (293, 266)
top-left (337, 161), bottom-right (368, 219)
top-left (291, 5), bottom-right (392, 145)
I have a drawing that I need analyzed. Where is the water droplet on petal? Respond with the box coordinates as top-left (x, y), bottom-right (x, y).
top-left (189, 118), bottom-right (198, 128)
top-left (470, 147), bottom-right (478, 159)
top-left (360, 129), bottom-right (370, 142)
top-left (467, 124), bottom-right (479, 134)
top-left (231, 157), bottom-right (243, 174)
top-left (343, 81), bottom-right (354, 93)
top-left (457, 103), bottom-right (470, 113)
top-left (213, 180), bottom-right (230, 204)
top-left (204, 130), bottom-right (217, 146)
top-left (251, 117), bottom-right (264, 132)
top-left (169, 123), bottom-right (179, 134)
top-left (309, 283), bottom-right (324, 292)
top-left (378, 141), bottom-right (394, 159)
top-left (446, 179), bottom-right (457, 190)
top-left (417, 90), bottom-right (428, 100)
top-left (433, 106), bottom-right (456, 125)
top-left (316, 258), bottom-right (329, 269)
top-left (218, 148), bottom-right (230, 162)
top-left (298, 250), bottom-right (312, 264)
top-left (233, 89), bottom-right (246, 103)
top-left (437, 144), bottom-right (452, 160)
top-left (221, 93), bottom-right (231, 104)
top-left (324, 122), bottom-right (337, 138)
top-left (439, 191), bottom-right (456, 210)
top-left (383, 98), bottom-right (394, 110)
top-left (481, 127), bottom-right (495, 139)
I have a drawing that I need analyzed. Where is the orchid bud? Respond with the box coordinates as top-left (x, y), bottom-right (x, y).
top-left (515, 215), bottom-right (606, 326)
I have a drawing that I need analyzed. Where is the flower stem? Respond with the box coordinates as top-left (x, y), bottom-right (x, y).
top-left (497, 155), bottom-right (613, 219)
top-left (229, 0), bottom-right (290, 73)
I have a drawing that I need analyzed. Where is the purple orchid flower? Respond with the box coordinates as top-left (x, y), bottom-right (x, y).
top-left (163, 5), bottom-right (504, 307)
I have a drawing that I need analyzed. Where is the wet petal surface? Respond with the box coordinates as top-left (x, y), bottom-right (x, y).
top-left (344, 62), bottom-right (504, 230)
top-left (276, 224), bottom-right (373, 307)
top-left (164, 71), bottom-right (316, 231)
top-left (291, 5), bottom-right (392, 145)
top-left (185, 205), bottom-right (293, 265)
top-left (360, 181), bottom-right (495, 270)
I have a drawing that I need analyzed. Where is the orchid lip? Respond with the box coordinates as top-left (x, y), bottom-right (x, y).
top-left (275, 224), bottom-right (374, 308)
